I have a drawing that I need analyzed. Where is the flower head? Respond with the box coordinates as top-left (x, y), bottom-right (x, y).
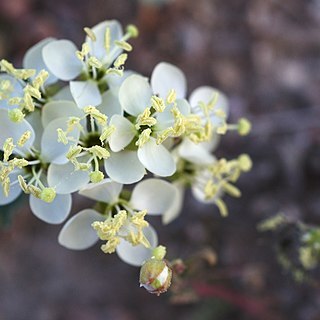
top-left (58, 178), bottom-right (177, 266)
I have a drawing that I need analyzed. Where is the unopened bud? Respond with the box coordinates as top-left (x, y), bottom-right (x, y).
top-left (139, 259), bottom-right (172, 296)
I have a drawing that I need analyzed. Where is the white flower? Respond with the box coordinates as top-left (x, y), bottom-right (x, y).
top-left (160, 138), bottom-right (219, 224)
top-left (105, 74), bottom-right (182, 182)
top-left (0, 109), bottom-right (82, 224)
top-left (0, 39), bottom-right (57, 112)
top-left (151, 62), bottom-right (230, 130)
top-left (42, 20), bottom-right (131, 109)
top-left (189, 86), bottom-right (229, 129)
top-left (177, 138), bottom-right (220, 204)
top-left (58, 178), bottom-right (177, 265)
top-left (0, 17), bottom-right (255, 287)
top-left (177, 139), bottom-right (251, 217)
top-left (39, 108), bottom-right (91, 195)
top-left (40, 99), bottom-right (122, 188)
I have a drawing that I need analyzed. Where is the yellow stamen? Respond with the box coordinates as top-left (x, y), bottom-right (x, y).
top-left (84, 27), bottom-right (96, 41)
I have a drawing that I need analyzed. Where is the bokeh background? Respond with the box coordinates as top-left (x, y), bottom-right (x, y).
top-left (1, 0), bottom-right (320, 319)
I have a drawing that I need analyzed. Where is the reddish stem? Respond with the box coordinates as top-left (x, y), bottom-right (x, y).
top-left (192, 282), bottom-right (269, 318)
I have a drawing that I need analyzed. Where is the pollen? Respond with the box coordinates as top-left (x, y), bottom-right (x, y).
top-left (40, 187), bottom-right (56, 203)
top-left (84, 27), bottom-right (97, 41)
top-left (136, 128), bottom-right (152, 147)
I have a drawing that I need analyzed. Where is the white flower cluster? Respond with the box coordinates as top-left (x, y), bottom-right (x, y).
top-left (0, 20), bottom-right (252, 267)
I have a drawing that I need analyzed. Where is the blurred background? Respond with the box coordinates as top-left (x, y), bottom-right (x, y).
top-left (0, 0), bottom-right (320, 319)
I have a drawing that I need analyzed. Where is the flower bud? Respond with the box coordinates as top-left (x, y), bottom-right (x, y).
top-left (139, 259), bottom-right (172, 296)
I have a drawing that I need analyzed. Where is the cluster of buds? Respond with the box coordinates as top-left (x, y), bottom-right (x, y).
top-left (258, 214), bottom-right (320, 282)
top-left (0, 19), bottom-right (251, 293)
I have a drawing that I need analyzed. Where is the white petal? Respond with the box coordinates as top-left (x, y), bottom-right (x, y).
top-left (42, 40), bottom-right (83, 81)
top-left (156, 98), bottom-right (190, 130)
top-left (130, 178), bottom-right (177, 215)
top-left (191, 170), bottom-right (222, 204)
top-left (162, 182), bottom-right (184, 224)
top-left (70, 80), bottom-right (102, 109)
top-left (52, 85), bottom-right (74, 101)
top-left (29, 193), bottom-right (71, 224)
top-left (104, 150), bottom-right (146, 184)
top-left (86, 20), bottom-right (123, 64)
top-left (58, 209), bottom-right (104, 250)
top-left (105, 70), bottom-right (135, 90)
top-left (191, 186), bottom-right (216, 204)
top-left (137, 137), bottom-right (176, 177)
top-left (199, 135), bottom-right (221, 152)
top-left (23, 37), bottom-right (57, 85)
top-left (116, 225), bottom-right (158, 266)
top-left (0, 75), bottom-right (23, 109)
top-left (119, 75), bottom-right (152, 116)
top-left (178, 139), bottom-right (216, 165)
top-left (0, 173), bottom-right (22, 205)
top-left (79, 178), bottom-right (122, 203)
top-left (41, 117), bottom-right (80, 164)
top-left (175, 98), bottom-right (191, 115)
top-left (47, 161), bottom-right (90, 194)
top-left (0, 74), bottom-right (22, 95)
top-left (97, 89), bottom-right (123, 119)
top-left (42, 100), bottom-right (84, 127)
top-left (109, 115), bottom-right (135, 152)
top-left (0, 109), bottom-right (35, 155)
top-left (189, 86), bottom-right (229, 118)
top-left (25, 109), bottom-right (43, 150)
top-left (151, 62), bottom-right (187, 99)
